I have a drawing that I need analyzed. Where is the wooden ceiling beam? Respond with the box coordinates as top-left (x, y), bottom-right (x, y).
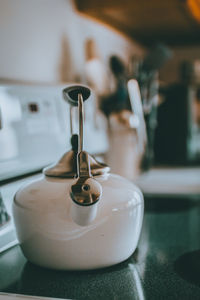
top-left (74, 0), bottom-right (143, 11)
top-left (74, 0), bottom-right (200, 46)
top-left (187, 0), bottom-right (200, 23)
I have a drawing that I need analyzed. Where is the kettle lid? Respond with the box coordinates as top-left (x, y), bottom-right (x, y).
top-left (43, 150), bottom-right (110, 178)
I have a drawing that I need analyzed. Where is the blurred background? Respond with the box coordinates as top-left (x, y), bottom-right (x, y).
top-left (0, 1), bottom-right (200, 298)
top-left (0, 0), bottom-right (200, 193)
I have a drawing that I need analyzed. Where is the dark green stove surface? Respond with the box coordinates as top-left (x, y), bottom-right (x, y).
top-left (1, 196), bottom-right (200, 300)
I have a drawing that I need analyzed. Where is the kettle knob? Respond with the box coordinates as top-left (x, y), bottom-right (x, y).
top-left (63, 85), bottom-right (91, 106)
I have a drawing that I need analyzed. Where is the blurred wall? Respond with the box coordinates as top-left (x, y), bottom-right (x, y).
top-left (0, 0), bottom-right (144, 84)
top-left (160, 46), bottom-right (200, 84)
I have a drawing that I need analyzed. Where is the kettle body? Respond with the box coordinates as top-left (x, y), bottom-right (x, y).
top-left (13, 173), bottom-right (143, 270)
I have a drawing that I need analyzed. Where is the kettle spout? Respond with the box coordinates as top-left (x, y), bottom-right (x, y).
top-left (70, 177), bottom-right (102, 226)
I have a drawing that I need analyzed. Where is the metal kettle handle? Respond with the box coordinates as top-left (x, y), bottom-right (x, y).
top-left (77, 93), bottom-right (91, 179)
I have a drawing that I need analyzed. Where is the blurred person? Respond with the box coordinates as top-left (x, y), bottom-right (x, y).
top-left (100, 55), bottom-right (131, 118)
top-left (103, 56), bottom-right (146, 180)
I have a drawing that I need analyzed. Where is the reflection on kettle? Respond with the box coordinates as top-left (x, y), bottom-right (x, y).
top-left (18, 257), bottom-right (145, 300)
top-left (13, 84), bottom-right (144, 270)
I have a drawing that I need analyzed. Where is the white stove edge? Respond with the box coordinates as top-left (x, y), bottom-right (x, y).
top-left (0, 174), bottom-right (42, 254)
top-left (0, 293), bottom-right (72, 300)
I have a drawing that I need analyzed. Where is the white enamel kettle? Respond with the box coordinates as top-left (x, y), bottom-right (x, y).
top-left (13, 85), bottom-right (144, 270)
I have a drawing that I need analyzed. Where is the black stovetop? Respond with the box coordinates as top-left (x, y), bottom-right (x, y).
top-left (1, 195), bottom-right (200, 300)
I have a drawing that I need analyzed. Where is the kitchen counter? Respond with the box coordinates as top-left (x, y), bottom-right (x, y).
top-left (0, 195), bottom-right (200, 300)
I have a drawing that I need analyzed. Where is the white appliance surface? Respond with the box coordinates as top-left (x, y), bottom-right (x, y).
top-left (0, 293), bottom-right (71, 300)
top-left (0, 84), bottom-right (108, 182)
top-left (135, 167), bottom-right (200, 197)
